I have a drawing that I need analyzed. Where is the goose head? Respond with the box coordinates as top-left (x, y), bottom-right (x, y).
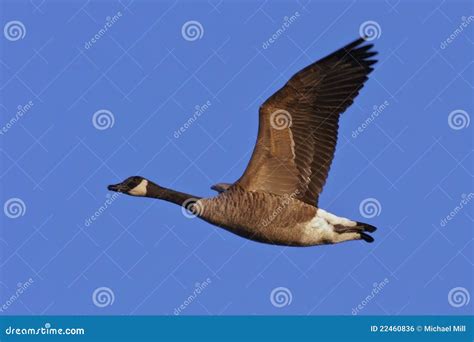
top-left (107, 176), bottom-right (150, 196)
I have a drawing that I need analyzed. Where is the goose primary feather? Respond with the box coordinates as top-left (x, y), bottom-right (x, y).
top-left (108, 37), bottom-right (378, 247)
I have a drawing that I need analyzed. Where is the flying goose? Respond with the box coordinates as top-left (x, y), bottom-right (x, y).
top-left (108, 37), bottom-right (378, 246)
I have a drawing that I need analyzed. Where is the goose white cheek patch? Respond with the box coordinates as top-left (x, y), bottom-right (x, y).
top-left (128, 180), bottom-right (148, 196)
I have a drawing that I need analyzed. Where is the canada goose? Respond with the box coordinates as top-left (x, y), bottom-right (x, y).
top-left (108, 37), bottom-right (378, 246)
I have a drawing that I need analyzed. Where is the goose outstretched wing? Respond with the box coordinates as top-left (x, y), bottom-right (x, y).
top-left (236, 37), bottom-right (377, 206)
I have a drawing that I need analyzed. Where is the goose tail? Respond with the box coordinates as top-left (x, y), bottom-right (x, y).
top-left (355, 221), bottom-right (377, 243)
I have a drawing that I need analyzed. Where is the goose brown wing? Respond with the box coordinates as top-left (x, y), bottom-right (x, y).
top-left (236, 37), bottom-right (377, 206)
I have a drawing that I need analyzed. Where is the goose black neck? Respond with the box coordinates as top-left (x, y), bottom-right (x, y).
top-left (146, 182), bottom-right (199, 206)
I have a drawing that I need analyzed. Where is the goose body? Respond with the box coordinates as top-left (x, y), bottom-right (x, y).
top-left (197, 185), bottom-right (375, 246)
top-left (108, 37), bottom-right (379, 247)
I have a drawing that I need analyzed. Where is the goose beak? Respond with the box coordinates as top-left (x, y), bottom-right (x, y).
top-left (107, 183), bottom-right (123, 192)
